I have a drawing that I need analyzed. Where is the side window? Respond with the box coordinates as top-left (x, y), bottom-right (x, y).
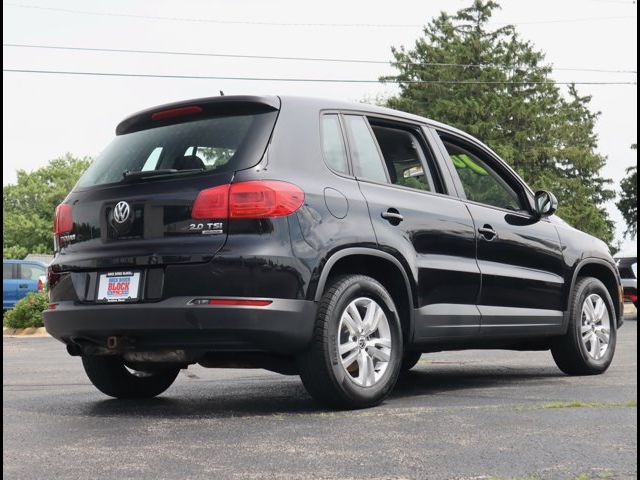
top-left (370, 124), bottom-right (436, 192)
top-left (3, 264), bottom-right (15, 280)
top-left (19, 264), bottom-right (45, 281)
top-left (343, 116), bottom-right (388, 183)
top-left (320, 115), bottom-right (349, 175)
top-left (441, 137), bottom-right (524, 211)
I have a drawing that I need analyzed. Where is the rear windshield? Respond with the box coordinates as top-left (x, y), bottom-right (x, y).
top-left (76, 112), bottom-right (277, 188)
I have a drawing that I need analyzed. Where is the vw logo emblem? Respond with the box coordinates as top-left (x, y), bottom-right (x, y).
top-left (113, 201), bottom-right (131, 224)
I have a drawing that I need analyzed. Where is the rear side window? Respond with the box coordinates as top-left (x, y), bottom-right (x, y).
top-left (343, 116), bottom-right (387, 183)
top-left (370, 125), bottom-right (437, 193)
top-left (321, 115), bottom-right (349, 175)
top-left (3, 264), bottom-right (15, 280)
top-left (76, 111), bottom-right (277, 188)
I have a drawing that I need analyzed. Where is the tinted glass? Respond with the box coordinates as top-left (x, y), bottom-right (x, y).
top-left (344, 116), bottom-right (387, 183)
top-left (76, 113), bottom-right (275, 188)
top-left (371, 125), bottom-right (434, 192)
top-left (19, 264), bottom-right (45, 281)
top-left (3, 264), bottom-right (14, 280)
top-left (442, 139), bottom-right (523, 211)
top-left (321, 115), bottom-right (349, 174)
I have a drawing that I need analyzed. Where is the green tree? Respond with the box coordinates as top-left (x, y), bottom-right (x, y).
top-left (617, 144), bottom-right (637, 239)
top-left (382, 0), bottom-right (615, 244)
top-left (3, 154), bottom-right (91, 258)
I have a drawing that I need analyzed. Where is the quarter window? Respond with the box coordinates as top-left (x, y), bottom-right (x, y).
top-left (321, 115), bottom-right (349, 175)
top-left (343, 116), bottom-right (387, 183)
top-left (441, 137), bottom-right (524, 211)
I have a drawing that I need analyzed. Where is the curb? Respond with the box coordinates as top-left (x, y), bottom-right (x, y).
top-left (3, 326), bottom-right (50, 337)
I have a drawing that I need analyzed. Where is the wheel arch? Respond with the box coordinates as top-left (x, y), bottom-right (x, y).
top-left (313, 248), bottom-right (416, 344)
top-left (570, 258), bottom-right (623, 326)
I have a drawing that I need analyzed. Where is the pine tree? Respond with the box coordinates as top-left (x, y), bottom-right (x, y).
top-left (382, 0), bottom-right (615, 244)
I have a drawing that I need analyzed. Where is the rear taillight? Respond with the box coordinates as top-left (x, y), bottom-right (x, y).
top-left (191, 184), bottom-right (230, 219)
top-left (37, 278), bottom-right (44, 292)
top-left (54, 204), bottom-right (73, 233)
top-left (191, 181), bottom-right (304, 220)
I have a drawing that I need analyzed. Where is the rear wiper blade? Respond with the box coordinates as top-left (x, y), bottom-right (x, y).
top-left (122, 168), bottom-right (203, 181)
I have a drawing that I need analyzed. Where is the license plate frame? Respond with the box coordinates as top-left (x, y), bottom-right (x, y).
top-left (96, 271), bottom-right (141, 303)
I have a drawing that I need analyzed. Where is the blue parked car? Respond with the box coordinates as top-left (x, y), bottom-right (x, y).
top-left (3, 259), bottom-right (48, 310)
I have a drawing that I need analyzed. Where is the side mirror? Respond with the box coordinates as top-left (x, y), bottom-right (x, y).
top-left (534, 190), bottom-right (558, 218)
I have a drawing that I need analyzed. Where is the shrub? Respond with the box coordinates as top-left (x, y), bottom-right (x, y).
top-left (3, 292), bottom-right (48, 329)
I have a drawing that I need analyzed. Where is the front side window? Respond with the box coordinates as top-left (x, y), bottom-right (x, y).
top-left (371, 125), bottom-right (436, 192)
top-left (321, 115), bottom-right (349, 175)
top-left (441, 137), bottom-right (524, 211)
top-left (343, 116), bottom-right (387, 183)
top-left (19, 264), bottom-right (45, 281)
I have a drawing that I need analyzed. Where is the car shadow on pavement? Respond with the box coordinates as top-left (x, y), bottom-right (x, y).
top-left (82, 365), bottom-right (565, 419)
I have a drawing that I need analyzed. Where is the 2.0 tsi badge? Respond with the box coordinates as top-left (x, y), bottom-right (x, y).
top-left (113, 201), bottom-right (131, 224)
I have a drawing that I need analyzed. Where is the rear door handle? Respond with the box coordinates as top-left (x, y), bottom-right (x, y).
top-left (381, 209), bottom-right (404, 225)
top-left (478, 225), bottom-right (498, 241)
top-left (18, 284), bottom-right (29, 289)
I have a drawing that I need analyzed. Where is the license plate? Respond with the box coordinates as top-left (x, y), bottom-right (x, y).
top-left (97, 271), bottom-right (141, 303)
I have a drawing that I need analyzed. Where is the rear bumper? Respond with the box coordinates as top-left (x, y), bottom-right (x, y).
top-left (43, 297), bottom-right (317, 355)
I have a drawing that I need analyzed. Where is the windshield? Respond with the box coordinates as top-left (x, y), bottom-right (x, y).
top-left (76, 112), bottom-right (276, 188)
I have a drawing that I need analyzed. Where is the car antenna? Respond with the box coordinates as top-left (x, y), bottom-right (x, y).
top-left (219, 90), bottom-right (225, 96)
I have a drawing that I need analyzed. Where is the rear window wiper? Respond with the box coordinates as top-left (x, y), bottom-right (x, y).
top-left (122, 168), bottom-right (203, 181)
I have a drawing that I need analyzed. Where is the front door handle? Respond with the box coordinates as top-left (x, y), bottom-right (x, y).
top-left (18, 284), bottom-right (29, 289)
top-left (478, 224), bottom-right (498, 241)
top-left (381, 209), bottom-right (404, 225)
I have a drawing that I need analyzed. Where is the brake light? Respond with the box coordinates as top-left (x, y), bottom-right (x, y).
top-left (191, 181), bottom-right (304, 220)
top-left (151, 106), bottom-right (202, 121)
top-left (37, 278), bottom-right (44, 292)
top-left (192, 184), bottom-right (230, 219)
top-left (54, 204), bottom-right (73, 233)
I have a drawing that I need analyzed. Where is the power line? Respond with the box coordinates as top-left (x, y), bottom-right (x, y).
top-left (3, 44), bottom-right (638, 75)
top-left (3, 68), bottom-right (637, 85)
top-left (3, 3), bottom-right (637, 28)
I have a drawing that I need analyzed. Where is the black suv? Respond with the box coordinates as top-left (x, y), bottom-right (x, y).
top-left (44, 95), bottom-right (624, 409)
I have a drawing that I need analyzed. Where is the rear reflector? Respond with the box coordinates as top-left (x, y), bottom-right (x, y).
top-left (54, 204), bottom-right (73, 233)
top-left (190, 298), bottom-right (272, 307)
top-left (191, 181), bottom-right (304, 220)
top-left (208, 299), bottom-right (272, 307)
top-left (48, 303), bottom-right (58, 310)
top-left (625, 294), bottom-right (637, 304)
top-left (151, 106), bottom-right (203, 121)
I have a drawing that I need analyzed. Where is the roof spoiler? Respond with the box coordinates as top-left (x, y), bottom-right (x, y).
top-left (116, 95), bottom-right (280, 135)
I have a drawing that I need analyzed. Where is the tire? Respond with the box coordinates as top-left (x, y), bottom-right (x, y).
top-left (551, 277), bottom-right (617, 375)
top-left (401, 351), bottom-right (423, 372)
top-left (298, 275), bottom-right (403, 409)
top-left (82, 356), bottom-right (180, 399)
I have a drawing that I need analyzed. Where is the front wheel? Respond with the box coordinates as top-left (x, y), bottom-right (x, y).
top-left (551, 277), bottom-right (617, 375)
top-left (298, 275), bottom-right (403, 409)
top-left (82, 356), bottom-right (180, 399)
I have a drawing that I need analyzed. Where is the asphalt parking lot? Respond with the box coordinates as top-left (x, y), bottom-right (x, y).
top-left (3, 316), bottom-right (637, 480)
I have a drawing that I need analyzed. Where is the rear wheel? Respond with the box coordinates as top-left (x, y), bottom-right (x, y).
top-left (551, 277), bottom-right (617, 375)
top-left (82, 356), bottom-right (180, 399)
top-left (298, 275), bottom-right (403, 409)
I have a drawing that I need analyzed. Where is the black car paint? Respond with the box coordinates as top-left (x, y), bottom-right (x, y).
top-left (44, 95), bottom-right (623, 360)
